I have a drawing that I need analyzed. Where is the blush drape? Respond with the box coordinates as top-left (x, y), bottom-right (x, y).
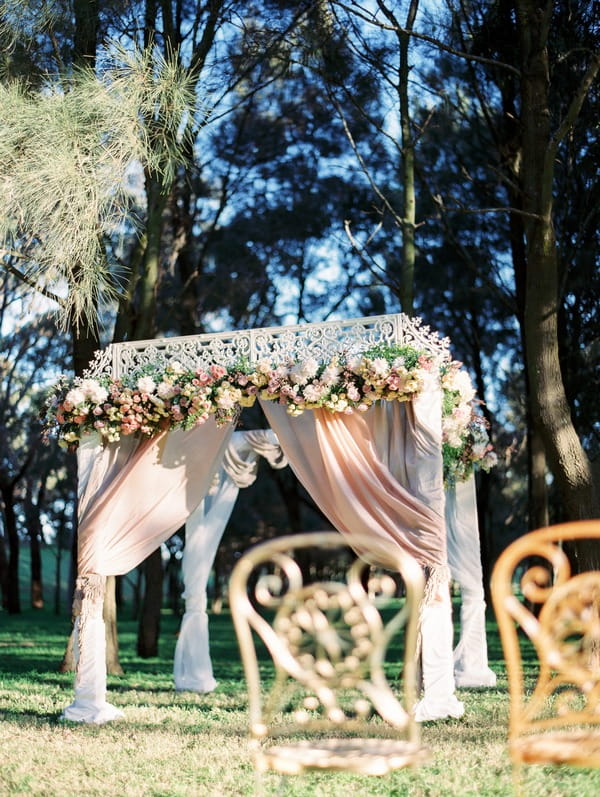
top-left (62, 419), bottom-right (234, 724)
top-left (260, 384), bottom-right (465, 722)
top-left (77, 419), bottom-right (234, 576)
top-left (260, 382), bottom-right (446, 571)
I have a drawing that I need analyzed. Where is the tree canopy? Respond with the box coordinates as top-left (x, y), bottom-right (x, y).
top-left (0, 0), bottom-right (598, 615)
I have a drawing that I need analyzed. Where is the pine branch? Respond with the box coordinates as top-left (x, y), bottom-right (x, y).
top-left (0, 258), bottom-right (66, 308)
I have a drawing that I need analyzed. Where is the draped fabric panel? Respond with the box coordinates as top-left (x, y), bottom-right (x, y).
top-left (446, 477), bottom-right (497, 687)
top-left (174, 430), bottom-right (287, 692)
top-left (174, 473), bottom-right (239, 693)
top-left (77, 420), bottom-right (234, 576)
top-left (63, 419), bottom-right (234, 723)
top-left (260, 382), bottom-right (464, 721)
top-left (260, 383), bottom-right (446, 571)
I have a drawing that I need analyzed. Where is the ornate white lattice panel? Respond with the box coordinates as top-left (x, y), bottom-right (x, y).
top-left (86, 313), bottom-right (451, 378)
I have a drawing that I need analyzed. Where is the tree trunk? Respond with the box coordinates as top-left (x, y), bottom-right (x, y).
top-left (26, 477), bottom-right (45, 609)
top-left (0, 527), bottom-right (9, 610)
top-left (54, 529), bottom-right (63, 615)
top-left (62, 0), bottom-right (124, 673)
top-left (71, 320), bottom-right (101, 378)
top-left (137, 547), bottom-right (164, 658)
top-left (1, 485), bottom-right (20, 614)
top-left (29, 520), bottom-right (43, 609)
top-left (397, 0), bottom-right (419, 315)
top-left (469, 321), bottom-right (493, 601)
top-left (374, 0), bottom-right (420, 314)
top-left (130, 175), bottom-right (169, 340)
top-left (529, 423), bottom-right (549, 529)
top-left (58, 509), bottom-right (79, 672)
top-left (104, 576), bottom-right (124, 675)
top-left (74, 0), bottom-right (99, 66)
top-left (516, 2), bottom-right (599, 548)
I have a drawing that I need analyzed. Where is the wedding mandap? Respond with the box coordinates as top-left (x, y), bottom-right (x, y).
top-left (44, 312), bottom-right (498, 724)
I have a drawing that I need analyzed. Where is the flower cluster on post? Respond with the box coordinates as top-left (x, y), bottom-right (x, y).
top-left (43, 344), bottom-right (497, 483)
top-left (441, 361), bottom-right (498, 484)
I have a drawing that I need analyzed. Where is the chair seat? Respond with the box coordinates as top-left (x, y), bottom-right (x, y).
top-left (256, 737), bottom-right (431, 776)
top-left (512, 729), bottom-right (600, 767)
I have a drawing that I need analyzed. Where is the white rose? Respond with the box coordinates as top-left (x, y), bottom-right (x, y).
top-left (371, 357), bottom-right (389, 377)
top-left (453, 370), bottom-right (476, 402)
top-left (321, 364), bottom-right (341, 385)
top-left (65, 388), bottom-right (86, 407)
top-left (289, 357), bottom-right (319, 385)
top-left (137, 376), bottom-right (156, 394)
top-left (216, 390), bottom-right (238, 410)
top-left (157, 381), bottom-right (176, 399)
top-left (80, 379), bottom-right (108, 404)
top-left (303, 383), bottom-right (324, 402)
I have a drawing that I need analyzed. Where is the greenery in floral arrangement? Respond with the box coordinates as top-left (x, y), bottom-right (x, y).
top-left (243, 344), bottom-right (437, 416)
top-left (42, 346), bottom-right (497, 485)
top-left (361, 342), bottom-right (425, 370)
top-left (42, 361), bottom-right (247, 451)
top-left (440, 361), bottom-right (497, 485)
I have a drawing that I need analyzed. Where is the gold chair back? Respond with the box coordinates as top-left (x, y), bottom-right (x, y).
top-left (491, 519), bottom-right (600, 768)
top-left (229, 530), bottom-right (430, 776)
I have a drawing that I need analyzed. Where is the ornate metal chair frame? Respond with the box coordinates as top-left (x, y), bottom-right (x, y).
top-left (491, 519), bottom-right (600, 772)
top-left (229, 531), bottom-right (430, 777)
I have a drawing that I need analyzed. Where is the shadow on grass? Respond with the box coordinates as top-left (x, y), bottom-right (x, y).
top-left (0, 707), bottom-right (64, 725)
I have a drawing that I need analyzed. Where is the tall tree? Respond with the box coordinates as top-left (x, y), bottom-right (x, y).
top-left (329, 0), bottom-right (599, 536)
top-left (515, 1), bottom-right (599, 528)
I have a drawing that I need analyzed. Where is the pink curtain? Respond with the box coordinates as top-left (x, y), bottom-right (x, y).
top-left (260, 381), bottom-right (446, 571)
top-left (77, 419), bottom-right (234, 575)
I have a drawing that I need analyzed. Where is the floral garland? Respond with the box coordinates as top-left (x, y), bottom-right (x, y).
top-left (42, 344), bottom-right (496, 483)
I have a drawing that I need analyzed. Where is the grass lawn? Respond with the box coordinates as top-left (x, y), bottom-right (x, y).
top-left (1, 606), bottom-right (599, 797)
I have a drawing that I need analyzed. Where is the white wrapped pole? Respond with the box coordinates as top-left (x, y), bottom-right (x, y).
top-left (406, 377), bottom-right (465, 721)
top-left (414, 586), bottom-right (466, 722)
top-left (174, 430), bottom-right (287, 692)
top-left (446, 477), bottom-right (496, 688)
top-left (173, 474), bottom-right (239, 692)
top-left (61, 575), bottom-right (124, 723)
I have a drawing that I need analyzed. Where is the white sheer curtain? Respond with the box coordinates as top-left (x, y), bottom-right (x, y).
top-left (261, 377), bottom-right (464, 722)
top-left (63, 420), bottom-right (234, 723)
top-left (446, 477), bottom-right (497, 687)
top-left (173, 430), bottom-right (286, 692)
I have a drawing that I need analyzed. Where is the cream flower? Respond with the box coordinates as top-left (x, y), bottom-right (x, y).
top-left (289, 357), bottom-right (319, 385)
top-left (157, 381), bottom-right (176, 399)
top-left (137, 376), bottom-right (156, 394)
top-left (64, 387), bottom-right (86, 407)
top-left (79, 379), bottom-right (109, 404)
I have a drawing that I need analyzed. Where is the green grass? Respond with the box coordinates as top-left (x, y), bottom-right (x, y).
top-left (1, 608), bottom-right (599, 796)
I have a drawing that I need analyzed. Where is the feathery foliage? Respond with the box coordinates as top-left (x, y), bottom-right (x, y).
top-left (0, 43), bottom-right (197, 331)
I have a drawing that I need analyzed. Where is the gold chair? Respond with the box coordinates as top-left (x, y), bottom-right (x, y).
top-left (491, 519), bottom-right (600, 772)
top-left (229, 530), bottom-right (430, 777)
